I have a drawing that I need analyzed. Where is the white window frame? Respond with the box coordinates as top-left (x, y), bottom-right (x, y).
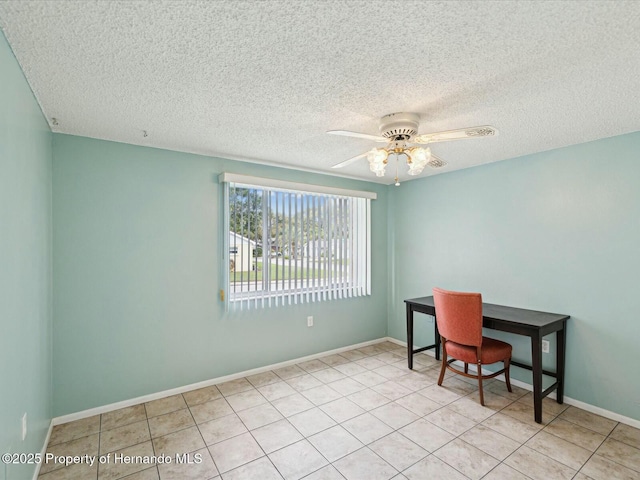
top-left (220, 173), bottom-right (375, 311)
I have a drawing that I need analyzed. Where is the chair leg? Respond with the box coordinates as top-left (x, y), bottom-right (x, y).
top-left (504, 358), bottom-right (513, 392)
top-left (477, 362), bottom-right (484, 406)
top-left (464, 363), bottom-right (468, 374)
top-left (437, 339), bottom-right (447, 386)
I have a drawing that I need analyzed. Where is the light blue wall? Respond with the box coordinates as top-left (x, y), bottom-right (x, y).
top-left (0, 31), bottom-right (53, 480)
top-left (388, 132), bottom-right (640, 420)
top-left (52, 134), bottom-right (388, 416)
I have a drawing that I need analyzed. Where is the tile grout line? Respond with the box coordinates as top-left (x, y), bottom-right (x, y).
top-left (238, 344), bottom-right (428, 476)
top-left (179, 392), bottom-right (218, 479)
top-left (225, 388), bottom-right (285, 479)
top-left (143, 400), bottom-right (159, 480)
top-left (586, 426), bottom-right (640, 474)
top-left (212, 350), bottom-right (380, 478)
top-left (547, 406), bottom-right (633, 477)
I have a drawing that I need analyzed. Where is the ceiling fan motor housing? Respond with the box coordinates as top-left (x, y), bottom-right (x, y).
top-left (379, 112), bottom-right (420, 140)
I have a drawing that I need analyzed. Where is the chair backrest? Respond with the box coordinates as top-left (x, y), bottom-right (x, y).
top-left (432, 287), bottom-right (483, 347)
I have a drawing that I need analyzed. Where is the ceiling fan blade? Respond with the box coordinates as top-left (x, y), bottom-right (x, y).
top-left (413, 125), bottom-right (498, 144)
top-left (331, 152), bottom-right (368, 169)
top-left (327, 130), bottom-right (388, 143)
top-left (427, 154), bottom-right (447, 168)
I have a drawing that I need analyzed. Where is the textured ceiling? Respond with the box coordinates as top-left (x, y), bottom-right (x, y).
top-left (1, 1), bottom-right (639, 184)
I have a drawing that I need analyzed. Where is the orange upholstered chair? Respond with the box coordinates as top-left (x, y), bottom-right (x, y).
top-left (432, 287), bottom-right (512, 405)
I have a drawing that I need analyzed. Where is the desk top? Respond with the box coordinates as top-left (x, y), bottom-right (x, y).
top-left (405, 296), bottom-right (570, 329)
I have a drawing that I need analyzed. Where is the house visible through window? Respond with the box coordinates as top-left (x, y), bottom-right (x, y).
top-left (221, 174), bottom-right (374, 309)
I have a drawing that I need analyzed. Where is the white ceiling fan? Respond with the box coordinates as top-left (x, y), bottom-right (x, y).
top-left (328, 113), bottom-right (497, 184)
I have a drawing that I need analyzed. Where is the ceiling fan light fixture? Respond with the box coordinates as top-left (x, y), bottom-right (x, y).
top-left (367, 147), bottom-right (388, 163)
top-left (367, 148), bottom-right (388, 177)
top-left (407, 146), bottom-right (430, 164)
top-left (370, 163), bottom-right (386, 177)
top-left (407, 147), bottom-right (430, 176)
top-left (407, 164), bottom-right (424, 176)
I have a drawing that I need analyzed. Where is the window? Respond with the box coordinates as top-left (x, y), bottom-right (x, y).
top-left (220, 174), bottom-right (375, 310)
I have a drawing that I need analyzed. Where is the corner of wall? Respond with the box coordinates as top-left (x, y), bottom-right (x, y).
top-left (386, 184), bottom-right (397, 337)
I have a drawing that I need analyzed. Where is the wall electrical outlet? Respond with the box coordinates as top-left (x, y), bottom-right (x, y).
top-left (542, 340), bottom-right (550, 354)
top-left (307, 316), bottom-right (314, 327)
top-left (21, 413), bottom-right (27, 441)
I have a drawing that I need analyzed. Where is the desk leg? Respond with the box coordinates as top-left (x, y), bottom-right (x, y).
top-left (406, 306), bottom-right (414, 370)
top-left (556, 321), bottom-right (567, 404)
top-left (434, 315), bottom-right (441, 361)
top-left (531, 332), bottom-right (543, 423)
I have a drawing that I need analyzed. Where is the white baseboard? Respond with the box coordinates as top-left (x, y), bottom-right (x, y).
top-left (553, 395), bottom-right (640, 429)
top-left (384, 336), bottom-right (640, 429)
top-left (32, 420), bottom-right (53, 480)
top-left (53, 337), bottom-right (388, 426)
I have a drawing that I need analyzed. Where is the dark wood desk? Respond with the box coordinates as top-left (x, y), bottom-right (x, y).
top-left (405, 296), bottom-right (569, 424)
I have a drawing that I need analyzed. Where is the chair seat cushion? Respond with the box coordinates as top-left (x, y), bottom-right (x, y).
top-left (445, 336), bottom-right (512, 365)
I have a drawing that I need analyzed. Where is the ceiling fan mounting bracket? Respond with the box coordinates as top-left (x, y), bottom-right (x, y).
top-left (379, 112), bottom-right (420, 140)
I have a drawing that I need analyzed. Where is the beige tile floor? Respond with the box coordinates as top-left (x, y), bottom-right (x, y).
top-left (39, 342), bottom-right (640, 480)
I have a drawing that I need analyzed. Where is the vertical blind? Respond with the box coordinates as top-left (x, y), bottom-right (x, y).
top-left (220, 174), bottom-right (374, 311)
